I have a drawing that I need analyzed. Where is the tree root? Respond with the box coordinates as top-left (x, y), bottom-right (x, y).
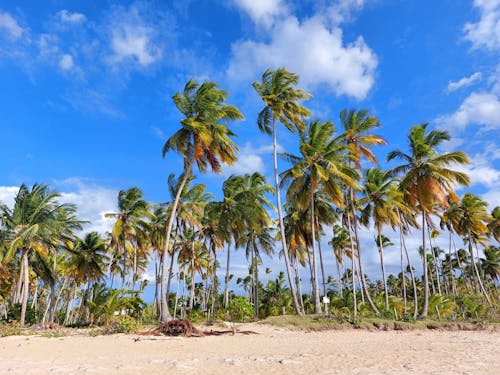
top-left (135, 319), bottom-right (259, 337)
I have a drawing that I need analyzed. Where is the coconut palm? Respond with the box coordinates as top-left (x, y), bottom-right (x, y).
top-left (488, 207), bottom-right (500, 243)
top-left (160, 79), bottom-right (243, 321)
top-left (359, 168), bottom-right (407, 310)
top-left (0, 184), bottom-right (75, 326)
top-left (447, 193), bottom-right (492, 304)
top-left (388, 124), bottom-right (470, 317)
top-left (106, 187), bottom-right (149, 290)
top-left (481, 246), bottom-right (500, 283)
top-left (253, 68), bottom-right (311, 315)
top-left (340, 109), bottom-right (386, 315)
top-left (281, 119), bottom-right (358, 313)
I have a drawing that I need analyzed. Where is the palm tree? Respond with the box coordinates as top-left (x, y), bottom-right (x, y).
top-left (481, 246), bottom-right (500, 284)
top-left (253, 68), bottom-right (311, 315)
top-left (447, 193), bottom-right (492, 304)
top-left (388, 123), bottom-right (470, 317)
top-left (340, 109), bottom-right (386, 315)
top-left (0, 184), bottom-right (73, 326)
top-left (281, 119), bottom-right (358, 313)
top-left (488, 207), bottom-right (500, 243)
top-left (106, 187), bottom-right (149, 290)
top-left (160, 79), bottom-right (243, 322)
top-left (234, 172), bottom-right (275, 317)
top-left (359, 168), bottom-right (407, 310)
top-left (329, 224), bottom-right (354, 298)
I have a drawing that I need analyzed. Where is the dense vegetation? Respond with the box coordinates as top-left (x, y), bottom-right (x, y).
top-left (0, 68), bottom-right (498, 330)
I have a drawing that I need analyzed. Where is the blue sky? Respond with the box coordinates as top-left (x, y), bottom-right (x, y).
top-left (1, 0), bottom-right (499, 297)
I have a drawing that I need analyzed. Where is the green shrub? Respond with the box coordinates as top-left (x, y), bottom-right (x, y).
top-left (226, 296), bottom-right (254, 323)
top-left (104, 315), bottom-right (140, 334)
top-left (0, 321), bottom-right (22, 337)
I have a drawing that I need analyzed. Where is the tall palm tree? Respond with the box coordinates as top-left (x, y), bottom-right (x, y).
top-left (106, 187), bottom-right (149, 290)
top-left (447, 193), bottom-right (492, 304)
top-left (0, 184), bottom-right (72, 326)
top-left (388, 123), bottom-right (470, 317)
top-left (160, 79), bottom-right (243, 321)
top-left (340, 109), bottom-right (386, 315)
top-left (281, 119), bottom-right (358, 313)
top-left (488, 207), bottom-right (500, 243)
top-left (234, 172), bottom-right (275, 317)
top-left (253, 68), bottom-right (311, 315)
top-left (359, 168), bottom-right (407, 310)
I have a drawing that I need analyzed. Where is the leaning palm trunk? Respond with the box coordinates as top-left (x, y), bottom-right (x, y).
top-left (427, 226), bottom-right (442, 295)
top-left (294, 257), bottom-right (305, 312)
top-left (272, 118), bottom-right (303, 315)
top-left (310, 190), bottom-right (322, 313)
top-left (377, 231), bottom-right (389, 310)
top-left (467, 230), bottom-right (492, 305)
top-left (160, 160), bottom-right (194, 322)
top-left (350, 192), bottom-right (379, 315)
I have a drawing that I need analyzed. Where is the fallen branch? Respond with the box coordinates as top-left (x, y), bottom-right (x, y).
top-left (135, 319), bottom-right (258, 337)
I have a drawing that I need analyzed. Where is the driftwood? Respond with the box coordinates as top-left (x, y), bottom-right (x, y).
top-left (135, 319), bottom-right (258, 338)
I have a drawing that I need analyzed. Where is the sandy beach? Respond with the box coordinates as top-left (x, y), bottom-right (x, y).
top-left (0, 324), bottom-right (498, 375)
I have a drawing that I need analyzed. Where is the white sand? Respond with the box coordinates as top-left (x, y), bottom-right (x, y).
top-left (0, 324), bottom-right (498, 374)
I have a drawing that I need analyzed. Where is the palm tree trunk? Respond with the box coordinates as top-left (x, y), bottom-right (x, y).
top-left (346, 218), bottom-right (357, 316)
top-left (427, 226), bottom-right (442, 295)
top-left (20, 250), bottom-right (30, 326)
top-left (467, 231), bottom-right (492, 305)
top-left (420, 210), bottom-right (429, 318)
top-left (160, 159), bottom-right (193, 322)
top-left (336, 257), bottom-right (343, 298)
top-left (350, 191), bottom-right (379, 315)
top-left (377, 230), bottom-right (389, 310)
top-left (398, 223), bottom-right (407, 313)
top-left (254, 252), bottom-right (260, 319)
top-left (309, 190), bottom-right (322, 314)
top-left (211, 252), bottom-right (217, 320)
top-left (223, 238), bottom-right (231, 308)
top-left (316, 218), bottom-right (327, 297)
top-left (63, 282), bottom-right (76, 326)
top-left (294, 257), bottom-right (305, 313)
top-left (189, 242), bottom-right (195, 310)
top-left (272, 117), bottom-right (302, 315)
top-left (400, 225), bottom-right (418, 319)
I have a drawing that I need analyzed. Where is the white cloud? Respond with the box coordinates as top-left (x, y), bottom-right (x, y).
top-left (0, 180), bottom-right (118, 235)
top-left (59, 53), bottom-right (74, 71)
top-left (454, 153), bottom-right (500, 189)
top-left (327, 0), bottom-right (366, 25)
top-left (56, 178), bottom-right (118, 235)
top-left (0, 186), bottom-right (19, 209)
top-left (57, 10), bottom-right (86, 24)
top-left (436, 92), bottom-right (500, 131)
top-left (0, 12), bottom-right (24, 40)
top-left (447, 72), bottom-right (482, 93)
top-left (223, 142), bottom-right (277, 176)
top-left (227, 15), bottom-right (377, 100)
top-left (233, 0), bottom-right (286, 28)
top-left (464, 0), bottom-right (500, 51)
top-left (110, 24), bottom-right (160, 66)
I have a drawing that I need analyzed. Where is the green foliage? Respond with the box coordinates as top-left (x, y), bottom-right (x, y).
top-left (4, 303), bottom-right (41, 325)
top-left (225, 296), bottom-right (254, 323)
top-left (0, 321), bottom-right (22, 337)
top-left (187, 309), bottom-right (206, 323)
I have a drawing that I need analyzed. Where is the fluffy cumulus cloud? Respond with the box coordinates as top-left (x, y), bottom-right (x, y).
top-left (228, 15), bottom-right (377, 99)
top-left (447, 72), bottom-right (482, 93)
top-left (233, 0), bottom-right (286, 28)
top-left (436, 92), bottom-right (500, 131)
top-left (0, 179), bottom-right (117, 235)
top-left (106, 5), bottom-right (163, 68)
top-left (464, 0), bottom-right (500, 51)
top-left (0, 12), bottom-right (24, 40)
